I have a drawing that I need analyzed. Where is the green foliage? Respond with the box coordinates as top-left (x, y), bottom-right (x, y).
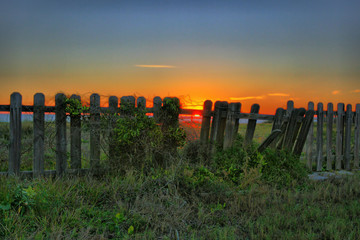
top-left (65, 98), bottom-right (89, 116)
top-left (110, 98), bottom-right (186, 172)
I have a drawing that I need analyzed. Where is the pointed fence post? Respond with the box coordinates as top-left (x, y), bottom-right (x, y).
top-left (306, 102), bottom-right (314, 170)
top-left (9, 92), bottom-right (22, 175)
top-left (316, 103), bottom-right (324, 171)
top-left (244, 104), bottom-right (260, 146)
top-left (223, 102), bottom-right (241, 149)
top-left (344, 104), bottom-right (352, 170)
top-left (200, 100), bottom-right (213, 145)
top-left (326, 103), bottom-right (334, 170)
top-left (90, 94), bottom-right (101, 170)
top-left (55, 93), bottom-right (67, 176)
top-left (336, 103), bottom-right (345, 170)
top-left (69, 95), bottom-right (82, 170)
top-left (33, 93), bottom-right (45, 177)
top-left (354, 104), bottom-right (360, 169)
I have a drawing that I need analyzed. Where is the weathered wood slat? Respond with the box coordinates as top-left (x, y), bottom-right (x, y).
top-left (283, 108), bottom-right (303, 150)
top-left (306, 102), bottom-right (314, 170)
top-left (286, 100), bottom-right (294, 117)
top-left (316, 103), bottom-right (324, 171)
top-left (55, 93), bottom-right (67, 176)
top-left (336, 103), bottom-right (345, 170)
top-left (33, 93), bottom-right (45, 177)
top-left (223, 102), bottom-right (241, 149)
top-left (9, 92), bottom-right (22, 175)
top-left (244, 104), bottom-right (260, 146)
top-left (70, 95), bottom-right (82, 169)
top-left (344, 104), bottom-right (352, 170)
top-left (354, 104), bottom-right (360, 169)
top-left (108, 96), bottom-right (119, 161)
top-left (90, 94), bottom-right (101, 170)
top-left (291, 108), bottom-right (306, 148)
top-left (217, 102), bottom-right (229, 148)
top-left (137, 97), bottom-right (146, 110)
top-left (210, 101), bottom-right (222, 145)
top-left (153, 97), bottom-right (162, 123)
top-left (200, 100), bottom-right (213, 145)
top-left (293, 110), bottom-right (315, 156)
top-left (258, 129), bottom-right (282, 153)
top-left (326, 103), bottom-right (334, 170)
top-left (270, 108), bottom-right (286, 148)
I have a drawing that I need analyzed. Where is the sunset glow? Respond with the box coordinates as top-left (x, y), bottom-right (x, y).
top-left (1, 1), bottom-right (359, 114)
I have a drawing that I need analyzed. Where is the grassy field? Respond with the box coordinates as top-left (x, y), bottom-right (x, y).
top-left (1, 162), bottom-right (360, 239)
top-left (1, 120), bottom-right (360, 239)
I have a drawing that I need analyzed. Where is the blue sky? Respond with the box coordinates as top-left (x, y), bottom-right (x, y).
top-left (1, 0), bottom-right (359, 111)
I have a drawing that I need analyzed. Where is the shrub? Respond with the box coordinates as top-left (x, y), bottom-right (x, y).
top-left (109, 98), bottom-right (186, 172)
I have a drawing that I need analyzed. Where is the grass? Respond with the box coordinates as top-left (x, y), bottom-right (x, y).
top-left (1, 166), bottom-right (360, 239)
top-left (1, 119), bottom-right (360, 239)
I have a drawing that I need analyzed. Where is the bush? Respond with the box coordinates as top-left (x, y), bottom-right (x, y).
top-left (189, 135), bottom-right (309, 188)
top-left (109, 98), bottom-right (186, 173)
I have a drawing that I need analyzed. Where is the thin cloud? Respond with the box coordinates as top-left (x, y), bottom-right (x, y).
top-left (230, 96), bottom-right (264, 101)
top-left (135, 65), bottom-right (176, 68)
top-left (332, 90), bottom-right (340, 95)
top-left (352, 89), bottom-right (360, 93)
top-left (268, 93), bottom-right (290, 97)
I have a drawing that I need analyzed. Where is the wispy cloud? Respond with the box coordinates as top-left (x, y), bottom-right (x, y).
top-left (230, 96), bottom-right (264, 101)
top-left (135, 65), bottom-right (176, 68)
top-left (332, 90), bottom-right (340, 95)
top-left (267, 93), bottom-right (290, 97)
top-left (352, 89), bottom-right (360, 93)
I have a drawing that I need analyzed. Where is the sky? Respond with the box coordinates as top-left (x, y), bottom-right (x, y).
top-left (0, 0), bottom-right (359, 113)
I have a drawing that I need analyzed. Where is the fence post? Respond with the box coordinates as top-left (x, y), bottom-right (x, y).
top-left (55, 93), bottom-right (67, 176)
top-left (137, 97), bottom-right (146, 110)
top-left (293, 109), bottom-right (315, 156)
top-left (217, 102), bottom-right (229, 148)
top-left (153, 97), bottom-right (162, 123)
top-left (108, 96), bottom-right (119, 161)
top-left (286, 100), bottom-right (294, 117)
top-left (70, 95), bottom-right (82, 170)
top-left (326, 103), bottom-right (334, 170)
top-left (223, 102), bottom-right (241, 149)
top-left (33, 93), bottom-right (45, 177)
top-left (306, 102), bottom-right (314, 170)
top-left (344, 104), bottom-right (352, 170)
top-left (200, 100), bottom-right (213, 145)
top-left (90, 93), bottom-right (100, 170)
top-left (336, 103), bottom-right (345, 170)
top-left (283, 108), bottom-right (305, 151)
top-left (316, 103), bottom-right (324, 171)
top-left (210, 101), bottom-right (222, 145)
top-left (270, 108), bottom-right (286, 148)
top-left (244, 104), bottom-right (260, 146)
top-left (354, 104), bottom-right (360, 169)
top-left (9, 92), bottom-right (22, 175)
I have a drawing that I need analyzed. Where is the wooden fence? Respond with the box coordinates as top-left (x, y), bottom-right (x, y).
top-left (0, 92), bottom-right (359, 177)
top-left (1, 92), bottom-right (199, 177)
top-left (199, 100), bottom-right (360, 172)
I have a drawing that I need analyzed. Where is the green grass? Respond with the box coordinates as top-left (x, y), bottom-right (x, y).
top-left (1, 166), bottom-right (360, 239)
top-left (1, 119), bottom-right (360, 239)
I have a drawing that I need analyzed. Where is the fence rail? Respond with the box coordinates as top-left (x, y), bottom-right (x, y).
top-left (0, 92), bottom-right (359, 177)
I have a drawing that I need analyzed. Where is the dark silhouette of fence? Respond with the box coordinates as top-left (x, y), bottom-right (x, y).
top-left (0, 92), bottom-right (359, 177)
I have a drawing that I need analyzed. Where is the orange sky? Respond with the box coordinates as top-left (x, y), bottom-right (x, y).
top-left (1, 1), bottom-right (359, 114)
